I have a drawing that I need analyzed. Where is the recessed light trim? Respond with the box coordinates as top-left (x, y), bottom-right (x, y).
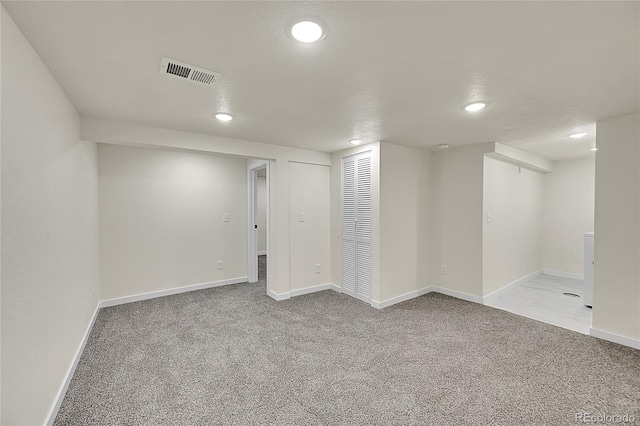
top-left (214, 113), bottom-right (233, 122)
top-left (350, 139), bottom-right (362, 145)
top-left (569, 132), bottom-right (588, 139)
top-left (290, 20), bottom-right (325, 43)
top-left (464, 102), bottom-right (487, 112)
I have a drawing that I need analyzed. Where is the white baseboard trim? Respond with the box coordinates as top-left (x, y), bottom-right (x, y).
top-left (290, 283), bottom-right (332, 297)
top-left (267, 283), bottom-right (340, 301)
top-left (371, 287), bottom-right (433, 309)
top-left (267, 288), bottom-right (291, 301)
top-left (542, 269), bottom-right (584, 281)
top-left (46, 302), bottom-right (101, 426)
top-left (268, 283), bottom-right (334, 301)
top-left (257, 251), bottom-right (267, 256)
top-left (483, 269), bottom-right (542, 304)
top-left (430, 286), bottom-right (484, 304)
top-left (589, 327), bottom-right (640, 350)
top-left (330, 283), bottom-right (342, 293)
top-left (100, 276), bottom-right (248, 308)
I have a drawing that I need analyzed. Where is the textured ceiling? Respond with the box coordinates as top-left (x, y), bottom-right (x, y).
top-left (3, 1), bottom-right (638, 160)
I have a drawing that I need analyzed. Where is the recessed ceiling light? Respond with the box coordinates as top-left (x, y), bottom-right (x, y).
top-left (569, 132), bottom-right (588, 139)
top-left (437, 144), bottom-right (450, 150)
top-left (214, 113), bottom-right (233, 122)
top-left (291, 20), bottom-right (325, 43)
top-left (464, 102), bottom-right (487, 112)
top-left (350, 139), bottom-right (362, 145)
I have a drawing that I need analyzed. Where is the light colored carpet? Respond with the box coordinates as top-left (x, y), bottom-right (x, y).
top-left (258, 254), bottom-right (266, 283)
top-left (55, 262), bottom-right (640, 424)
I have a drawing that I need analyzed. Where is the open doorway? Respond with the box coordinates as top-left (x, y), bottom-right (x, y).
top-left (256, 168), bottom-right (267, 283)
top-left (482, 155), bottom-right (595, 334)
top-left (247, 160), bottom-right (269, 288)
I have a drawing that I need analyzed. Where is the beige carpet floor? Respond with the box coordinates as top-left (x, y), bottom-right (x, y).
top-left (54, 263), bottom-right (640, 425)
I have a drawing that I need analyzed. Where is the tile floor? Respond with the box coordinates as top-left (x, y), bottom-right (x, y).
top-left (485, 274), bottom-right (592, 335)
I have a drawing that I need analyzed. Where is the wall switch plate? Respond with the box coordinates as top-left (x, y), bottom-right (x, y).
top-left (441, 265), bottom-right (447, 275)
top-left (486, 212), bottom-right (491, 223)
top-left (218, 260), bottom-right (224, 270)
top-left (223, 213), bottom-right (229, 222)
top-left (299, 212), bottom-right (305, 222)
top-left (316, 264), bottom-right (321, 274)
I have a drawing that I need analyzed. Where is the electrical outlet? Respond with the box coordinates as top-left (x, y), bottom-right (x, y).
top-left (223, 213), bottom-right (229, 222)
top-left (218, 260), bottom-right (224, 270)
top-left (316, 264), bottom-right (321, 274)
top-left (299, 212), bottom-right (305, 222)
top-left (441, 265), bottom-right (447, 275)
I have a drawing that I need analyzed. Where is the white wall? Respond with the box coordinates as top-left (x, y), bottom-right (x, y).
top-left (378, 143), bottom-right (432, 302)
top-left (82, 118), bottom-right (332, 296)
top-left (99, 144), bottom-right (247, 300)
top-left (431, 143), bottom-right (494, 298)
top-left (257, 175), bottom-right (267, 253)
top-left (483, 157), bottom-right (544, 295)
top-left (289, 162), bottom-right (331, 290)
top-left (330, 143), bottom-right (381, 300)
top-left (542, 157), bottom-right (595, 276)
top-left (1, 7), bottom-right (100, 425)
top-left (592, 112), bottom-right (640, 342)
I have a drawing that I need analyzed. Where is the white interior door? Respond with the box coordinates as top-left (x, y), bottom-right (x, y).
top-left (341, 151), bottom-right (372, 303)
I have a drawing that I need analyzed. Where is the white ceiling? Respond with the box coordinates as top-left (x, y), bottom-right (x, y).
top-left (3, 1), bottom-right (638, 160)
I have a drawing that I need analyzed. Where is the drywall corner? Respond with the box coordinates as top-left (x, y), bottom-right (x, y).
top-left (592, 112), bottom-right (640, 342)
top-left (489, 143), bottom-right (553, 173)
top-left (379, 143), bottom-right (432, 301)
top-left (430, 143), bottom-right (494, 298)
top-left (482, 155), bottom-right (544, 296)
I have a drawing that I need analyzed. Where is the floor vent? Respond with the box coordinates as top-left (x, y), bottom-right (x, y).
top-left (563, 292), bottom-right (580, 298)
top-left (160, 57), bottom-right (221, 86)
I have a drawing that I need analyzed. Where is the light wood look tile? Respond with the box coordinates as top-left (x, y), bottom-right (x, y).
top-left (485, 274), bottom-right (592, 335)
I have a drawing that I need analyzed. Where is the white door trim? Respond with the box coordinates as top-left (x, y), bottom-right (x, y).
top-left (248, 160), bottom-right (269, 284)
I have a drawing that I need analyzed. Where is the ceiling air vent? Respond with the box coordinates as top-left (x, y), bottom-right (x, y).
top-left (160, 57), bottom-right (221, 86)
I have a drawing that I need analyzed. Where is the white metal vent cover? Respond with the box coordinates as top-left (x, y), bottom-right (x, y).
top-left (160, 57), bottom-right (221, 86)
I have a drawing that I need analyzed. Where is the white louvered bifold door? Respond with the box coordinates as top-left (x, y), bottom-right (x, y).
top-left (341, 151), bottom-right (373, 303)
top-left (354, 152), bottom-right (372, 302)
top-left (341, 156), bottom-right (357, 297)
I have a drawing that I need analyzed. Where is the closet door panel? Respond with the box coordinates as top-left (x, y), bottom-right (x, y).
top-left (355, 153), bottom-right (372, 302)
top-left (355, 241), bottom-right (372, 302)
top-left (341, 156), bottom-right (357, 297)
top-left (341, 151), bottom-right (372, 303)
top-left (342, 239), bottom-right (356, 296)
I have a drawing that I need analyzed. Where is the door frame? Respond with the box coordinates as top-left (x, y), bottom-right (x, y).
top-left (247, 160), bottom-right (269, 284)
